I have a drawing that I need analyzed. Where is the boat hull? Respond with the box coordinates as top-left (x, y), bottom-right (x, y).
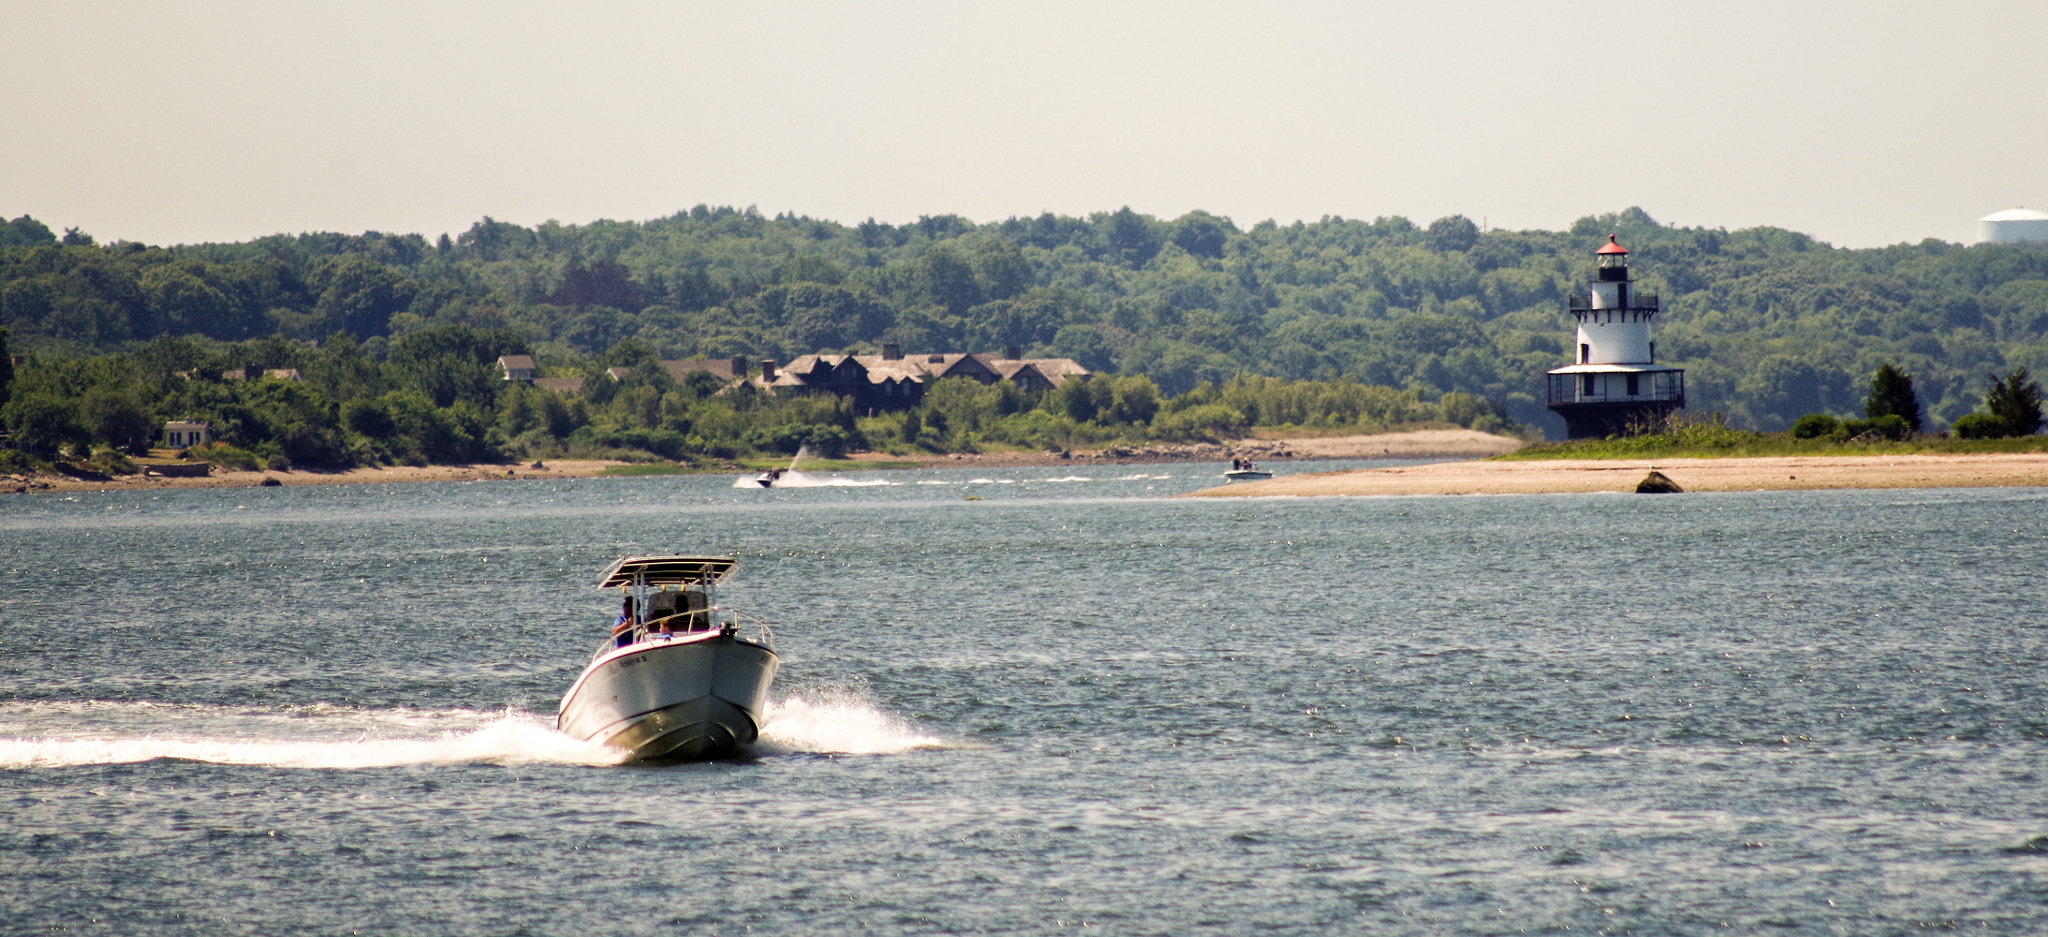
top-left (1223, 470), bottom-right (1272, 481)
top-left (557, 635), bottom-right (779, 761)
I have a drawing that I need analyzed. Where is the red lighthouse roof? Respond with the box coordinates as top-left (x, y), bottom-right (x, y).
top-left (1596, 235), bottom-right (1629, 255)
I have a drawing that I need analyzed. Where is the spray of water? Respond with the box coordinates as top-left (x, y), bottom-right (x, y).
top-left (754, 692), bottom-right (948, 755)
top-left (0, 694), bottom-right (945, 768)
top-left (0, 708), bottom-right (623, 769)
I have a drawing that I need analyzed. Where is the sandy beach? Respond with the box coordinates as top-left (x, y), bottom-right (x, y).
top-left (1183, 452), bottom-right (2048, 498)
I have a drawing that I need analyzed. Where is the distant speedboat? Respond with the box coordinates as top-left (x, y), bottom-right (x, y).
top-left (753, 469), bottom-right (782, 487)
top-left (557, 555), bottom-right (780, 762)
top-left (1223, 460), bottom-right (1272, 481)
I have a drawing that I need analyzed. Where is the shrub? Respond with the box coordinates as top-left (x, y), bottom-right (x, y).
top-left (87, 446), bottom-right (139, 475)
top-left (1952, 412), bottom-right (2009, 440)
top-left (0, 448), bottom-right (43, 474)
top-left (1791, 413), bottom-right (1839, 439)
top-left (1867, 414), bottom-right (1910, 441)
top-left (190, 442), bottom-right (261, 471)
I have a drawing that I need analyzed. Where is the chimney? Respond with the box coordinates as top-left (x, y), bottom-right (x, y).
top-left (760, 359), bottom-right (777, 382)
top-left (1004, 345), bottom-right (1021, 361)
top-left (927, 354), bottom-right (944, 363)
top-left (729, 355), bottom-right (747, 378)
top-left (882, 343), bottom-right (901, 361)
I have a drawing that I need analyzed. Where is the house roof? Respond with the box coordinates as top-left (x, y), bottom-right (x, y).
top-left (662, 358), bottom-right (747, 381)
top-left (764, 349), bottom-right (1091, 390)
top-left (498, 355), bottom-right (537, 370)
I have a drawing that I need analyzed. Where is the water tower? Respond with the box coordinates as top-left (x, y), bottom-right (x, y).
top-left (1544, 236), bottom-right (1686, 439)
top-left (1978, 208), bottom-right (2048, 244)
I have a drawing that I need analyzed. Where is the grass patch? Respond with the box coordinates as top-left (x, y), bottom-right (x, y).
top-left (598, 464), bottom-right (694, 476)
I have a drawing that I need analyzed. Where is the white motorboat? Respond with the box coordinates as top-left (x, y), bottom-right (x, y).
top-left (1223, 461), bottom-right (1272, 481)
top-left (557, 555), bottom-right (780, 762)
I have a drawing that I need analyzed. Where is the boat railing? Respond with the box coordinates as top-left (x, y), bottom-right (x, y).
top-left (587, 606), bottom-right (776, 660)
top-left (722, 607), bottom-right (776, 649)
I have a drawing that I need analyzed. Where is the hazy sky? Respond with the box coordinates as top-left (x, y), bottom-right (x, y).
top-left (6, 1), bottom-right (2044, 249)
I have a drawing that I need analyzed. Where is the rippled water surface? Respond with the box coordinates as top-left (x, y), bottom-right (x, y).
top-left (4, 463), bottom-right (2047, 935)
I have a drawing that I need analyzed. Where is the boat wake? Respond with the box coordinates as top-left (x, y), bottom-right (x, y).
top-left (0, 702), bottom-right (625, 769)
top-left (755, 693), bottom-right (948, 755)
top-left (731, 471), bottom-right (896, 489)
top-left (0, 695), bottom-right (944, 768)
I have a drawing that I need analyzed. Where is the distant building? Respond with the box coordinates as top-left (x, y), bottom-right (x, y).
top-left (1978, 208), bottom-right (2048, 244)
top-left (766, 344), bottom-right (1089, 412)
top-left (524, 347), bottom-right (1089, 412)
top-left (1544, 236), bottom-right (1686, 439)
top-left (663, 356), bottom-right (752, 383)
top-left (164, 421), bottom-right (211, 449)
top-left (498, 355), bottom-right (537, 381)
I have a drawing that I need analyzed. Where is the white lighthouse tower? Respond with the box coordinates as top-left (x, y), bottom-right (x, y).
top-left (1545, 235), bottom-right (1686, 438)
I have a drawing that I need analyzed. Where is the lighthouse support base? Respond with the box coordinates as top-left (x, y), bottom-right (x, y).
top-left (1548, 401), bottom-right (1685, 440)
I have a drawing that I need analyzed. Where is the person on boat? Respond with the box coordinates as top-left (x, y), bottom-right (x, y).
top-left (614, 596), bottom-right (639, 647)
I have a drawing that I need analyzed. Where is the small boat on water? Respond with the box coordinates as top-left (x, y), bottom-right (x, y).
top-left (557, 555), bottom-right (780, 762)
top-left (1223, 459), bottom-right (1272, 481)
top-left (753, 468), bottom-right (783, 487)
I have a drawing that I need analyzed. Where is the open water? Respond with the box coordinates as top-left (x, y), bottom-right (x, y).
top-left (2, 462), bottom-right (2046, 935)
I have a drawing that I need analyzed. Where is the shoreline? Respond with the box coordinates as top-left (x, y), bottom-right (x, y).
top-left (4, 459), bottom-right (635, 494)
top-left (7, 430), bottom-right (1522, 495)
top-left (1181, 452), bottom-right (2048, 498)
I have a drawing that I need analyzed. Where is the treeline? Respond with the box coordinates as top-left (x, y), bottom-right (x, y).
top-left (0, 325), bottom-right (1507, 473)
top-left (5, 205), bottom-right (2048, 437)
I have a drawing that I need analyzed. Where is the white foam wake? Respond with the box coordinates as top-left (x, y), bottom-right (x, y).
top-left (0, 695), bottom-right (945, 767)
top-left (754, 694), bottom-right (947, 755)
top-left (732, 471), bottom-right (895, 488)
top-left (0, 706), bottom-right (623, 769)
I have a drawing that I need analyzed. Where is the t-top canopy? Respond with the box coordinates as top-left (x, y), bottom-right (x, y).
top-left (596, 555), bottom-right (739, 589)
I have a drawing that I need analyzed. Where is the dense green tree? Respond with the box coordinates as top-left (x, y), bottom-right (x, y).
top-left (1, 392), bottom-right (86, 455)
top-left (1167, 211), bottom-right (1233, 260)
top-left (2, 216), bottom-right (56, 247)
top-left (80, 386), bottom-right (153, 452)
top-left (1863, 362), bottom-right (1922, 433)
top-left (1426, 215), bottom-right (1481, 253)
top-left (312, 256), bottom-right (412, 339)
top-left (547, 258), bottom-right (647, 310)
top-left (1985, 367), bottom-right (2044, 437)
top-left (0, 327), bottom-right (12, 409)
top-left (1104, 207), bottom-right (1162, 267)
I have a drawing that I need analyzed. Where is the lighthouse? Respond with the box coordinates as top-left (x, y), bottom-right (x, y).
top-left (1544, 236), bottom-right (1686, 438)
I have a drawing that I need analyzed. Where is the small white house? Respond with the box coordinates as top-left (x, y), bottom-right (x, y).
top-left (164, 421), bottom-right (211, 449)
top-left (498, 355), bottom-right (537, 381)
